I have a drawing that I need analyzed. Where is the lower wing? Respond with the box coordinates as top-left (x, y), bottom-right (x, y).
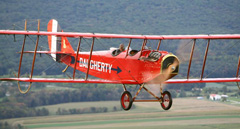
top-left (0, 78), bottom-right (139, 84)
top-left (1, 77), bottom-right (239, 84)
top-left (166, 78), bottom-right (240, 84)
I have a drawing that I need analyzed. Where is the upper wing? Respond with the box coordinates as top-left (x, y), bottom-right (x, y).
top-left (1, 30), bottom-right (240, 39)
top-left (20, 51), bottom-right (72, 55)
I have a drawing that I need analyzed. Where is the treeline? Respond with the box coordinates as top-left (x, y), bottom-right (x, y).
top-left (1, 83), bottom-right (207, 109)
top-left (56, 106), bottom-right (123, 115)
top-left (0, 86), bottom-right (123, 119)
top-left (0, 82), bottom-right (206, 120)
top-left (11, 87), bottom-right (122, 108)
top-left (57, 107), bottom-right (108, 115)
top-left (0, 121), bottom-right (25, 129)
top-left (0, 103), bottom-right (49, 119)
top-left (169, 85), bottom-right (240, 99)
top-left (167, 83), bottom-right (206, 91)
top-left (11, 84), bottom-right (205, 108)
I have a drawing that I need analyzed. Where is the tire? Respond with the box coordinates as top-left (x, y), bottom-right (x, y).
top-left (160, 91), bottom-right (172, 110)
top-left (120, 91), bottom-right (133, 111)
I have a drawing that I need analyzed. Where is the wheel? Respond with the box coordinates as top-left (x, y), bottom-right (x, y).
top-left (160, 91), bottom-right (172, 110)
top-left (120, 91), bottom-right (133, 111)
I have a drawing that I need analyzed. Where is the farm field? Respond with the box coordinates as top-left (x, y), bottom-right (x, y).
top-left (6, 98), bottom-right (240, 129)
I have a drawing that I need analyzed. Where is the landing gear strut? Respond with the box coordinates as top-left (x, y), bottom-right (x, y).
top-left (120, 84), bottom-right (173, 111)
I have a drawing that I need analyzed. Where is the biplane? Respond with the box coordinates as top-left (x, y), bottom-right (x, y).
top-left (0, 19), bottom-right (240, 111)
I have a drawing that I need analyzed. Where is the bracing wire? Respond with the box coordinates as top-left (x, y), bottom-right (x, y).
top-left (202, 41), bottom-right (239, 79)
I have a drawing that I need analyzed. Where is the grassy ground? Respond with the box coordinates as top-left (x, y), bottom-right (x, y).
top-left (25, 115), bottom-right (240, 129)
top-left (3, 97), bottom-right (240, 129)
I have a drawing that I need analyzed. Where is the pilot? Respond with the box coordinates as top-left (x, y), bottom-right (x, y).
top-left (119, 43), bottom-right (125, 52)
top-left (112, 43), bottom-right (125, 56)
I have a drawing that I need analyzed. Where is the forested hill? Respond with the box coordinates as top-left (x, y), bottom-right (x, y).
top-left (0, 0), bottom-right (239, 78)
top-left (0, 0), bottom-right (240, 34)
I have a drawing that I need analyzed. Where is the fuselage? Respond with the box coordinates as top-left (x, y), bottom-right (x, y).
top-left (60, 49), bottom-right (179, 84)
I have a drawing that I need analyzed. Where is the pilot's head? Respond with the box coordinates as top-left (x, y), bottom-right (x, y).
top-left (119, 44), bottom-right (125, 51)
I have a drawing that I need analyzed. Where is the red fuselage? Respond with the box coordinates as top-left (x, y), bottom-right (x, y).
top-left (60, 49), bottom-right (179, 84)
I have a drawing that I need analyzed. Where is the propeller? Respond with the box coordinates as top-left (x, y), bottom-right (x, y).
top-left (161, 58), bottom-right (179, 82)
top-left (145, 40), bottom-right (196, 96)
top-left (146, 58), bottom-right (179, 95)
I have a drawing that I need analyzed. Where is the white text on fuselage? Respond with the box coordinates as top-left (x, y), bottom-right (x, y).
top-left (79, 58), bottom-right (112, 73)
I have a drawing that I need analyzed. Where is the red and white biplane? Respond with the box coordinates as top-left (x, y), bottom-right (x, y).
top-left (0, 19), bottom-right (240, 110)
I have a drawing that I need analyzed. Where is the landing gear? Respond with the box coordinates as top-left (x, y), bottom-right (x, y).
top-left (120, 91), bottom-right (133, 111)
top-left (160, 91), bottom-right (172, 110)
top-left (120, 84), bottom-right (173, 111)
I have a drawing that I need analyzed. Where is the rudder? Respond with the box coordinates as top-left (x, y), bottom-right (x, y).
top-left (47, 19), bottom-right (74, 62)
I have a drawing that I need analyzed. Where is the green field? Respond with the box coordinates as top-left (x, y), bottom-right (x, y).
top-left (25, 115), bottom-right (240, 129)
top-left (3, 98), bottom-right (240, 129)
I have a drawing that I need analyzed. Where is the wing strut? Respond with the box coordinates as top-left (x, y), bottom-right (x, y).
top-left (201, 39), bottom-right (210, 80)
top-left (236, 56), bottom-right (240, 78)
top-left (18, 20), bottom-right (27, 79)
top-left (17, 19), bottom-right (31, 94)
top-left (187, 39), bottom-right (196, 79)
top-left (73, 37), bottom-right (82, 79)
top-left (157, 39), bottom-right (162, 50)
top-left (236, 56), bottom-right (240, 90)
top-left (17, 20), bottom-right (40, 94)
top-left (30, 19), bottom-right (40, 79)
top-left (125, 38), bottom-right (132, 58)
top-left (85, 37), bottom-right (95, 80)
top-left (139, 39), bottom-right (147, 58)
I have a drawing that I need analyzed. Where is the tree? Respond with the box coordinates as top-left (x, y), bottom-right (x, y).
top-left (169, 90), bottom-right (177, 98)
top-left (113, 106), bottom-right (117, 111)
top-left (0, 89), bottom-right (6, 97)
top-left (41, 108), bottom-right (49, 116)
top-left (56, 108), bottom-right (61, 115)
top-left (222, 86), bottom-right (227, 94)
top-left (179, 89), bottom-right (186, 98)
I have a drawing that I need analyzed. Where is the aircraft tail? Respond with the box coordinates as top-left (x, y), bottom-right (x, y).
top-left (47, 19), bottom-right (74, 62)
